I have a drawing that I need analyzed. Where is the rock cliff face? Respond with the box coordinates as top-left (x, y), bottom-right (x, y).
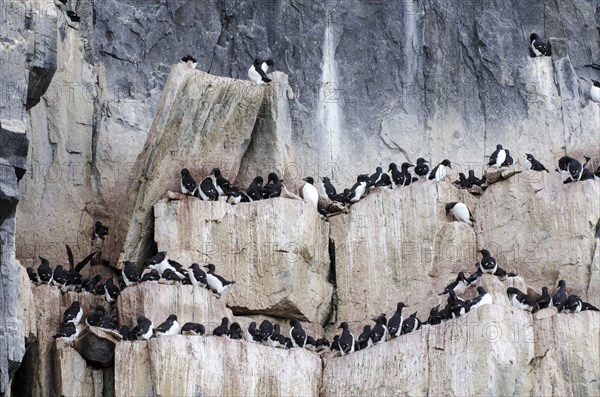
top-left (2, 1), bottom-right (600, 396)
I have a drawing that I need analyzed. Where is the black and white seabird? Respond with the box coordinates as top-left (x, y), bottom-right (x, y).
top-left (267, 324), bottom-right (283, 348)
top-left (180, 168), bottom-right (197, 196)
top-left (468, 287), bottom-right (492, 310)
top-left (388, 163), bottom-right (404, 186)
top-left (204, 264), bottom-right (235, 297)
top-left (591, 79), bottom-right (600, 103)
top-left (246, 176), bottom-right (264, 201)
top-left (426, 305), bottom-right (442, 325)
top-left (321, 177), bottom-right (338, 200)
top-left (198, 177), bottom-right (219, 201)
top-left (141, 269), bottom-right (160, 282)
top-left (53, 323), bottom-right (77, 340)
top-left (367, 167), bottom-right (384, 188)
top-left (564, 295), bottom-right (583, 313)
top-left (369, 315), bottom-right (388, 345)
top-left (400, 312), bottom-right (422, 335)
top-left (445, 202), bottom-right (475, 226)
top-left (302, 177), bottom-right (319, 207)
top-left (346, 174), bottom-right (369, 203)
top-left (257, 320), bottom-right (274, 343)
top-left (557, 156), bottom-right (583, 181)
top-left (530, 33), bottom-right (550, 57)
top-left (103, 279), bottom-right (120, 304)
top-left (63, 301), bottom-right (83, 325)
top-left (263, 172), bottom-right (284, 198)
top-left (534, 287), bottom-right (553, 311)
top-left (210, 168), bottom-right (232, 196)
top-left (315, 338), bottom-right (330, 353)
top-left (478, 249), bottom-right (497, 274)
top-left (122, 261), bottom-right (139, 287)
top-left (244, 322), bottom-right (260, 343)
top-left (502, 150), bottom-right (514, 166)
top-left (27, 267), bottom-right (39, 284)
top-left (439, 272), bottom-right (470, 295)
top-left (289, 319), bottom-right (307, 348)
top-left (213, 317), bottom-right (229, 337)
top-left (400, 163), bottom-right (415, 186)
top-left (92, 221), bottom-right (109, 242)
top-left (248, 59), bottom-right (274, 84)
top-left (136, 316), bottom-right (154, 340)
top-left (154, 314), bottom-right (181, 336)
top-left (387, 302), bottom-right (406, 338)
top-left (226, 186), bottom-right (251, 204)
top-left (506, 287), bottom-right (534, 311)
top-left (161, 269), bottom-right (180, 285)
top-left (428, 159), bottom-right (452, 181)
top-left (488, 144), bottom-right (506, 167)
top-left (52, 265), bottom-right (67, 289)
top-left (37, 257), bottom-right (53, 284)
top-left (457, 173), bottom-right (472, 189)
top-left (228, 322), bottom-right (243, 340)
top-left (181, 322), bottom-right (205, 336)
top-left (357, 325), bottom-right (373, 350)
top-left (338, 322), bottom-right (355, 355)
top-left (181, 54), bottom-right (198, 69)
top-left (467, 170), bottom-right (485, 186)
top-left (304, 336), bottom-right (318, 351)
top-left (85, 306), bottom-right (107, 327)
top-left (447, 290), bottom-right (468, 318)
top-left (188, 263), bottom-right (208, 288)
top-left (415, 158), bottom-right (429, 180)
top-left (66, 10), bottom-right (80, 23)
top-left (525, 153), bottom-right (549, 172)
top-left (552, 280), bottom-right (568, 312)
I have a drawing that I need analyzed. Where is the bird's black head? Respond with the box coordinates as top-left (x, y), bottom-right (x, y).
top-left (181, 168), bottom-right (190, 176)
top-left (221, 317), bottom-right (229, 325)
top-left (459, 172), bottom-right (466, 178)
top-left (388, 162), bottom-right (397, 171)
top-left (445, 202), bottom-right (457, 214)
top-left (203, 263), bottom-right (216, 272)
top-left (303, 177), bottom-right (314, 184)
top-left (375, 166), bottom-right (383, 173)
top-left (289, 319), bottom-right (298, 327)
top-left (496, 144), bottom-right (503, 150)
top-left (441, 159), bottom-right (452, 167)
top-left (401, 162), bottom-right (414, 169)
top-left (530, 33), bottom-right (539, 41)
top-left (417, 158), bottom-right (427, 165)
top-left (253, 59), bottom-right (262, 67)
top-left (254, 176), bottom-right (264, 186)
top-left (357, 174), bottom-right (370, 182)
top-left (479, 249), bottom-right (490, 256)
top-left (338, 322), bottom-right (348, 329)
top-left (525, 153), bottom-right (533, 160)
top-left (376, 314), bottom-right (387, 324)
top-left (168, 314), bottom-right (177, 321)
top-left (322, 177), bottom-right (330, 183)
top-left (542, 287), bottom-right (548, 293)
top-left (397, 302), bottom-right (407, 310)
top-left (267, 172), bottom-right (279, 183)
top-left (211, 168), bottom-right (221, 176)
top-left (468, 170), bottom-right (475, 176)
top-left (558, 280), bottom-right (565, 288)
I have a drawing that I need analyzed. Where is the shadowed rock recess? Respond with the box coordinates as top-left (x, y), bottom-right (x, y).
top-left (2, 1), bottom-right (600, 396)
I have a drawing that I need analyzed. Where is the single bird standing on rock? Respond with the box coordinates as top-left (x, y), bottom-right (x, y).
top-left (530, 33), bottom-right (550, 57)
top-left (445, 202), bottom-right (475, 226)
top-left (428, 159), bottom-right (452, 181)
top-left (248, 59), bottom-right (274, 84)
top-left (302, 177), bottom-right (319, 207)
